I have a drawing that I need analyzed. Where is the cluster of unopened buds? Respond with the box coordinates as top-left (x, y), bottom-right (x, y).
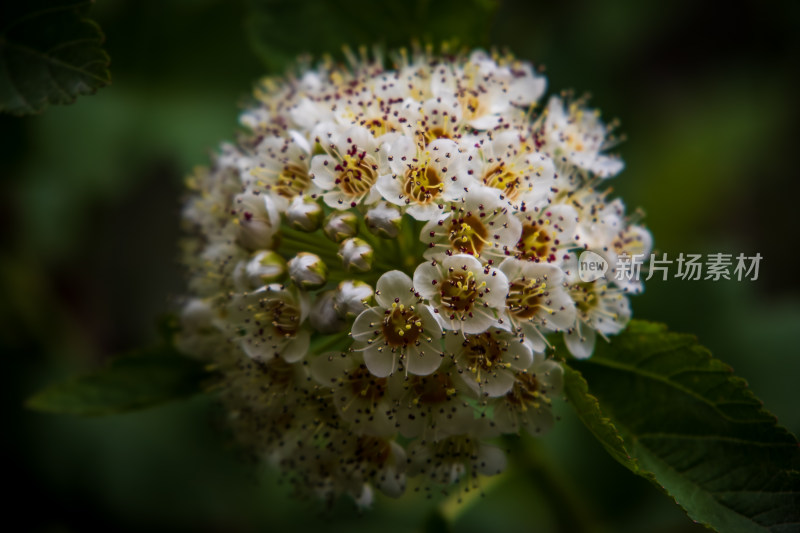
top-left (179, 46), bottom-right (651, 506)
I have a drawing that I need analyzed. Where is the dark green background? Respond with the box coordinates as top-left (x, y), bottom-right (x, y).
top-left (2, 0), bottom-right (798, 531)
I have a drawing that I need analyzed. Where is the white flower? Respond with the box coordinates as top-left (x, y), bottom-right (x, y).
top-left (499, 258), bottom-right (576, 351)
top-left (491, 359), bottom-right (563, 436)
top-left (309, 123), bottom-right (386, 208)
top-left (387, 366), bottom-right (476, 440)
top-left (385, 50), bottom-right (439, 101)
top-left (366, 439), bottom-right (407, 498)
top-left (334, 85), bottom-right (406, 139)
top-left (564, 280), bottom-right (631, 358)
top-left (454, 51), bottom-right (546, 130)
top-left (466, 130), bottom-right (556, 204)
top-left (398, 96), bottom-right (463, 145)
top-left (246, 132), bottom-right (315, 210)
top-left (216, 142), bottom-right (251, 176)
top-left (377, 136), bottom-right (471, 221)
top-left (513, 202), bottom-right (579, 263)
top-left (574, 197), bottom-right (626, 250)
top-left (413, 254), bottom-right (509, 334)
top-left (446, 327), bottom-right (533, 397)
top-left (175, 298), bottom-right (224, 357)
top-left (545, 96), bottom-right (624, 178)
top-left (187, 239), bottom-right (245, 297)
top-left (288, 252), bottom-right (327, 289)
top-left (232, 191), bottom-right (280, 251)
top-left (421, 187), bottom-right (522, 260)
top-left (330, 436), bottom-right (408, 499)
top-left (310, 351), bottom-right (396, 437)
top-left (226, 283), bottom-right (310, 363)
top-left (467, 50), bottom-right (547, 107)
top-left (239, 107), bottom-right (271, 133)
top-left (339, 237), bottom-right (374, 272)
top-left (222, 358), bottom-right (314, 425)
top-left (289, 97), bottom-right (335, 131)
top-left (351, 270), bottom-right (443, 376)
top-left (607, 224), bottom-right (653, 294)
top-left (182, 165), bottom-right (240, 233)
top-left (406, 436), bottom-right (507, 483)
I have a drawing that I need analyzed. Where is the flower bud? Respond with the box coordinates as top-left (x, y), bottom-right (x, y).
top-left (176, 298), bottom-right (222, 358)
top-left (246, 250), bottom-right (287, 285)
top-left (323, 210), bottom-right (358, 242)
top-left (339, 237), bottom-right (373, 273)
top-left (286, 195), bottom-right (323, 231)
top-left (180, 298), bottom-right (215, 331)
top-left (309, 290), bottom-right (346, 334)
top-left (239, 108), bottom-right (271, 132)
top-left (333, 280), bottom-right (374, 318)
top-left (365, 202), bottom-right (402, 239)
top-left (352, 484), bottom-right (374, 509)
top-left (288, 252), bottom-right (327, 289)
top-left (233, 250), bottom-right (288, 291)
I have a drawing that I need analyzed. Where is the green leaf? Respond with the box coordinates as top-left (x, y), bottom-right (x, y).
top-left (0, 0), bottom-right (111, 115)
top-left (564, 320), bottom-right (800, 532)
top-left (562, 364), bottom-right (648, 478)
top-left (246, 0), bottom-right (498, 72)
top-left (26, 347), bottom-right (209, 416)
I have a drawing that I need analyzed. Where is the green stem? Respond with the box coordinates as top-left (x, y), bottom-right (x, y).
top-left (280, 225), bottom-right (339, 255)
top-left (398, 216), bottom-right (426, 276)
top-left (277, 216), bottom-right (425, 286)
top-left (437, 469), bottom-right (510, 523)
top-left (420, 436), bottom-right (595, 533)
top-left (309, 330), bottom-right (351, 356)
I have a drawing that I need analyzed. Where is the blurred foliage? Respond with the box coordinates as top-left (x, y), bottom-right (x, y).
top-left (0, 0), bottom-right (111, 115)
top-left (2, 0), bottom-right (799, 532)
top-left (247, 0), bottom-right (498, 71)
top-left (27, 345), bottom-right (208, 416)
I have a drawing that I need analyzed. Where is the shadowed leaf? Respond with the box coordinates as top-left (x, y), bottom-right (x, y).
top-left (562, 364), bottom-right (649, 478)
top-left (565, 320), bottom-right (800, 532)
top-left (27, 347), bottom-right (209, 416)
top-left (0, 0), bottom-right (110, 115)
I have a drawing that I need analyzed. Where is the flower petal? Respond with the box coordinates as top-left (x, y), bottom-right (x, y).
top-left (376, 270), bottom-right (415, 307)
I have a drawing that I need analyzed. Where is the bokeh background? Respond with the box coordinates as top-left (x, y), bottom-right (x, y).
top-left (2, 0), bottom-right (799, 531)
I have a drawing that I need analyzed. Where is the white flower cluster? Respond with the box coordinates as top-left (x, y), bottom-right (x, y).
top-left (179, 48), bottom-right (651, 506)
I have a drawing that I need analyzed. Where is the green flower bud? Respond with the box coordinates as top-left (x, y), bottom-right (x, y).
top-left (333, 280), bottom-right (374, 318)
top-left (365, 202), bottom-right (402, 239)
top-left (323, 210), bottom-right (359, 242)
top-left (286, 195), bottom-right (323, 231)
top-left (288, 252), bottom-right (327, 289)
top-left (338, 237), bottom-right (373, 273)
top-left (245, 250), bottom-right (287, 285)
